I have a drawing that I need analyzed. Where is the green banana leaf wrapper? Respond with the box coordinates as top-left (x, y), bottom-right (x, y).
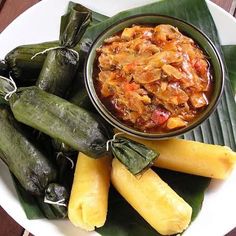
top-left (4, 41), bottom-right (58, 86)
top-left (111, 136), bottom-right (159, 175)
top-left (36, 3), bottom-right (91, 97)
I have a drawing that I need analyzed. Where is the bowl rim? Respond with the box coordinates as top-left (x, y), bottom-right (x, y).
top-left (84, 13), bottom-right (225, 140)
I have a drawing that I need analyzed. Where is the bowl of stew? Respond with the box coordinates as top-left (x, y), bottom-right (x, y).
top-left (85, 14), bottom-right (224, 139)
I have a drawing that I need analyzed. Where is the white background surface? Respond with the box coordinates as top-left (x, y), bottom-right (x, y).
top-left (0, 1), bottom-right (236, 236)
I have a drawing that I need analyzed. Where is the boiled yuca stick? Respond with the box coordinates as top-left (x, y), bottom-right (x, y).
top-left (119, 134), bottom-right (236, 179)
top-left (68, 153), bottom-right (111, 231)
top-left (111, 158), bottom-right (192, 235)
top-left (153, 139), bottom-right (236, 179)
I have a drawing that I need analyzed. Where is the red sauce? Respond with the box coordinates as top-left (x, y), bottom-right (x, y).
top-left (94, 24), bottom-right (213, 133)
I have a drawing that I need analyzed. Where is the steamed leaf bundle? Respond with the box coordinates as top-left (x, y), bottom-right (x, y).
top-left (36, 3), bottom-right (91, 97)
top-left (9, 86), bottom-right (109, 158)
top-left (0, 105), bottom-right (57, 195)
top-left (4, 41), bottom-right (57, 86)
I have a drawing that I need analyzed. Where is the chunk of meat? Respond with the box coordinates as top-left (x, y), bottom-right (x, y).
top-left (148, 51), bottom-right (183, 68)
top-left (99, 71), bottom-right (119, 97)
top-left (194, 59), bottom-right (208, 77)
top-left (121, 27), bottom-right (137, 40)
top-left (154, 24), bottom-right (181, 42)
top-left (104, 36), bottom-right (122, 43)
top-left (133, 67), bottom-right (162, 84)
top-left (121, 26), bottom-right (153, 40)
top-left (138, 42), bottom-right (160, 54)
top-left (147, 82), bottom-right (189, 106)
top-left (99, 52), bottom-right (139, 70)
top-left (162, 64), bottom-right (184, 80)
top-left (190, 92), bottom-right (208, 108)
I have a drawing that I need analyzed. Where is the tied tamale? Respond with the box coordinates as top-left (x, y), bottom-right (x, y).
top-left (4, 41), bottom-right (58, 86)
top-left (36, 3), bottom-right (91, 97)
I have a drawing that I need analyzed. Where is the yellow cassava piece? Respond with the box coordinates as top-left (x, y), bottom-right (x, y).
top-left (68, 153), bottom-right (111, 231)
top-left (118, 133), bottom-right (236, 179)
top-left (111, 158), bottom-right (192, 235)
top-left (153, 139), bottom-right (236, 179)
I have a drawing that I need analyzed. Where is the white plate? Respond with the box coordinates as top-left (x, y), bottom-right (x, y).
top-left (0, 1), bottom-right (236, 236)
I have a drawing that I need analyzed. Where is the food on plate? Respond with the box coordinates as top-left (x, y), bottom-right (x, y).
top-left (68, 153), bottom-right (111, 231)
top-left (0, 1), bottom-right (234, 235)
top-left (0, 105), bottom-right (57, 195)
top-left (119, 133), bottom-right (236, 179)
top-left (36, 4), bottom-right (91, 97)
top-left (94, 24), bottom-right (212, 133)
top-left (7, 86), bottom-right (109, 158)
top-left (153, 139), bottom-right (236, 179)
top-left (111, 158), bottom-right (192, 235)
top-left (4, 41), bottom-right (57, 86)
top-left (36, 47), bottom-right (79, 97)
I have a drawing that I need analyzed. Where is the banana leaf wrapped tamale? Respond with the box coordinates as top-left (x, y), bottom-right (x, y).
top-left (13, 177), bottom-right (69, 219)
top-left (4, 41), bottom-right (58, 86)
top-left (0, 105), bottom-right (57, 196)
top-left (35, 3), bottom-right (91, 97)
